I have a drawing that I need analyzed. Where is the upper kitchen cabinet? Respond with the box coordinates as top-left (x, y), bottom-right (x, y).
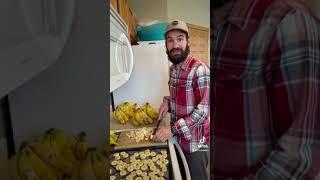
top-left (111, 0), bottom-right (118, 11)
top-left (111, 0), bottom-right (138, 44)
top-left (187, 23), bottom-right (209, 65)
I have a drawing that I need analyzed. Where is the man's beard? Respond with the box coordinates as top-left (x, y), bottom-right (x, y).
top-left (213, 0), bottom-right (232, 10)
top-left (166, 45), bottom-right (190, 65)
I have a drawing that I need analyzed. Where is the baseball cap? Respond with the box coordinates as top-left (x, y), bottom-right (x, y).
top-left (164, 20), bottom-right (189, 38)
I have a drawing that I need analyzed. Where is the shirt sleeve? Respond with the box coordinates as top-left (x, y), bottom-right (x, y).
top-left (237, 8), bottom-right (320, 180)
top-left (163, 96), bottom-right (171, 113)
top-left (173, 64), bottom-right (210, 140)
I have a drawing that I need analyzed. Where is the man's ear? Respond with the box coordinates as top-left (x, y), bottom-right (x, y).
top-left (187, 39), bottom-right (190, 46)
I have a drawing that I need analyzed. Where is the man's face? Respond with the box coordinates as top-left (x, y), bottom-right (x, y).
top-left (165, 30), bottom-right (190, 65)
top-left (213, 0), bottom-right (232, 10)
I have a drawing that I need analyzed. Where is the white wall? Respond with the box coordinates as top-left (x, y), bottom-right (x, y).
top-left (127, 0), bottom-right (168, 22)
top-left (128, 0), bottom-right (210, 28)
top-left (167, 0), bottom-right (210, 28)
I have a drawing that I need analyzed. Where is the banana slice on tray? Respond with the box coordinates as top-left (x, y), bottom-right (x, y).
top-left (111, 148), bottom-right (169, 179)
top-left (126, 127), bottom-right (154, 143)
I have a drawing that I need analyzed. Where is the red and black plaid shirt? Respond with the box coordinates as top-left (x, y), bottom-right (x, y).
top-left (164, 55), bottom-right (210, 154)
top-left (212, 0), bottom-right (320, 179)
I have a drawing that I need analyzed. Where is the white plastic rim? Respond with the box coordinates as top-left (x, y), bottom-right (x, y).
top-left (172, 137), bottom-right (192, 180)
top-left (18, 0), bottom-right (76, 60)
top-left (115, 33), bottom-right (133, 77)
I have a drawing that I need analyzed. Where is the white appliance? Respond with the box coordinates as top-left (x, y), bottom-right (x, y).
top-left (110, 6), bottom-right (133, 92)
top-left (0, 0), bottom-right (76, 98)
top-left (112, 41), bottom-right (191, 180)
top-left (113, 41), bottom-right (170, 108)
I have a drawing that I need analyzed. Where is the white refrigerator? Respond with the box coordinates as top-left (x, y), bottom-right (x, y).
top-left (113, 41), bottom-right (170, 108)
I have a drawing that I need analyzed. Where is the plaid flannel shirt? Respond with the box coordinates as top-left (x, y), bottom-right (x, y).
top-left (164, 55), bottom-right (210, 154)
top-left (212, 0), bottom-right (320, 179)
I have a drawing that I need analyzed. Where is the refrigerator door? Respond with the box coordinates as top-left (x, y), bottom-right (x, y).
top-left (113, 41), bottom-right (170, 108)
top-left (110, 6), bottom-right (133, 92)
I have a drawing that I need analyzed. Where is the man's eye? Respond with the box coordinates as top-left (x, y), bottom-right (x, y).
top-left (167, 39), bottom-right (174, 43)
top-left (177, 38), bottom-right (184, 42)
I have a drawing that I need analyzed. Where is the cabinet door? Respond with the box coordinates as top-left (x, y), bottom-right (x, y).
top-left (128, 8), bottom-right (137, 43)
top-left (118, 0), bottom-right (137, 44)
top-left (110, 0), bottom-right (118, 11)
top-left (118, 0), bottom-right (129, 30)
top-left (187, 23), bottom-right (209, 65)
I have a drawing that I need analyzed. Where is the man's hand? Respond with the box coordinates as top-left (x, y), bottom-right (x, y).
top-left (158, 99), bottom-right (169, 120)
top-left (152, 126), bottom-right (173, 142)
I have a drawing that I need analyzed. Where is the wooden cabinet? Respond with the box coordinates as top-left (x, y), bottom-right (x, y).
top-left (111, 0), bottom-right (137, 44)
top-left (110, 0), bottom-right (118, 11)
top-left (187, 23), bottom-right (209, 65)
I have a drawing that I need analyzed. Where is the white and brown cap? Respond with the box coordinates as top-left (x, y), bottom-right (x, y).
top-left (164, 20), bottom-right (189, 38)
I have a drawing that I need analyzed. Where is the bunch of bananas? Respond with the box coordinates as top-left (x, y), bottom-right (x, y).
top-left (110, 130), bottom-right (118, 146)
top-left (8, 128), bottom-right (108, 180)
top-left (142, 102), bottom-right (160, 120)
top-left (112, 102), bottom-right (160, 126)
top-left (9, 129), bottom-right (78, 179)
top-left (112, 102), bottom-right (135, 124)
top-left (69, 148), bottom-right (107, 180)
top-left (72, 132), bottom-right (91, 161)
top-left (132, 103), bottom-right (159, 126)
top-left (132, 108), bottom-right (153, 125)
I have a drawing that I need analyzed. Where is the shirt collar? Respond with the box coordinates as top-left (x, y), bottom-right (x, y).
top-left (227, 0), bottom-right (261, 30)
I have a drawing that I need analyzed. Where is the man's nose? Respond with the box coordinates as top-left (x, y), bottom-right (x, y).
top-left (173, 41), bottom-right (180, 48)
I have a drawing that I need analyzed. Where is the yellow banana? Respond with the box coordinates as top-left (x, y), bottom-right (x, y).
top-left (60, 146), bottom-right (78, 165)
top-left (132, 117), bottom-right (140, 126)
top-left (145, 103), bottom-right (160, 120)
top-left (118, 102), bottom-right (135, 118)
top-left (133, 108), bottom-right (145, 125)
top-left (74, 132), bottom-right (90, 161)
top-left (145, 115), bottom-right (154, 124)
top-left (132, 103), bottom-right (139, 113)
top-left (28, 141), bottom-right (56, 164)
top-left (8, 153), bottom-right (23, 180)
top-left (23, 146), bottom-right (59, 180)
top-left (28, 141), bottom-right (73, 177)
top-left (78, 149), bottom-right (96, 179)
top-left (68, 168), bottom-right (80, 180)
top-left (18, 148), bottom-right (41, 180)
top-left (110, 130), bottom-right (118, 146)
top-left (46, 128), bottom-right (69, 148)
top-left (141, 103), bottom-right (148, 114)
top-left (114, 108), bottom-right (129, 124)
top-left (90, 150), bottom-right (107, 180)
top-left (136, 107), bottom-right (153, 124)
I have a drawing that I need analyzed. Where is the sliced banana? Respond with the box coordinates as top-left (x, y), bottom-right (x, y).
top-left (126, 127), bottom-right (154, 142)
top-left (141, 165), bottom-right (148, 171)
top-left (161, 166), bottom-right (167, 172)
top-left (120, 170), bottom-right (127, 176)
top-left (111, 160), bottom-right (117, 166)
